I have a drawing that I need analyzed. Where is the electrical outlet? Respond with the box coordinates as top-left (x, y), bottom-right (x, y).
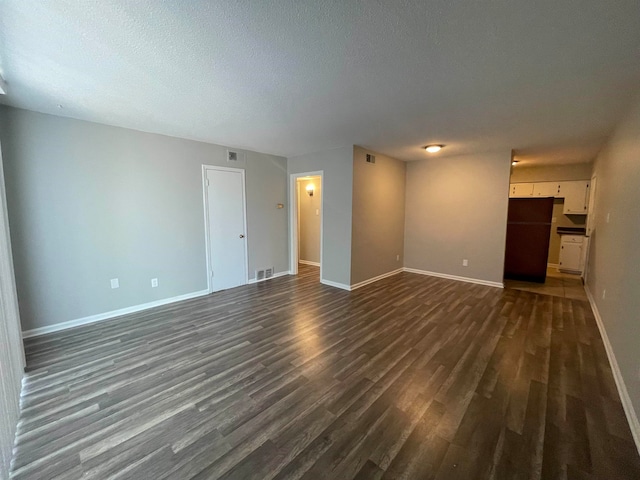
top-left (606, 212), bottom-right (610, 223)
top-left (151, 278), bottom-right (158, 288)
top-left (110, 278), bottom-right (119, 289)
top-left (462, 259), bottom-right (468, 267)
top-left (396, 254), bottom-right (400, 261)
top-left (602, 289), bottom-right (606, 300)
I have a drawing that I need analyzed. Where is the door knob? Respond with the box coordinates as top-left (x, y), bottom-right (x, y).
top-left (239, 234), bottom-right (245, 238)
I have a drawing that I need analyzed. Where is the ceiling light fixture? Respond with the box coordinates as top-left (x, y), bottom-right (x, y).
top-left (0, 75), bottom-right (7, 95)
top-left (425, 145), bottom-right (444, 153)
top-left (512, 160), bottom-right (519, 166)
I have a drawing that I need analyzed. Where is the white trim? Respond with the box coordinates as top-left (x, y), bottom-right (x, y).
top-left (350, 269), bottom-right (403, 291)
top-left (320, 279), bottom-right (351, 291)
top-left (547, 263), bottom-right (560, 269)
top-left (247, 271), bottom-right (289, 284)
top-left (202, 165), bottom-right (249, 294)
top-left (22, 290), bottom-right (210, 338)
top-left (403, 267), bottom-right (504, 288)
top-left (289, 171), bottom-right (324, 281)
top-left (584, 286), bottom-right (640, 454)
top-left (298, 260), bottom-right (320, 267)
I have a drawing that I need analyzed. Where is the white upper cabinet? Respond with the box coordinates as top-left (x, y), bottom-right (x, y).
top-left (509, 180), bottom-right (590, 214)
top-left (532, 182), bottom-right (561, 197)
top-left (509, 183), bottom-right (534, 197)
top-left (559, 181), bottom-right (590, 214)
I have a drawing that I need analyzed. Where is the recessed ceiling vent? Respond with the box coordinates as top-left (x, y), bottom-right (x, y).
top-left (365, 154), bottom-right (376, 164)
top-left (226, 150), bottom-right (246, 164)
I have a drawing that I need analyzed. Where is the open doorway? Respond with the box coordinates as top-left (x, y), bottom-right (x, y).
top-left (289, 172), bottom-right (323, 281)
top-left (503, 164), bottom-right (591, 301)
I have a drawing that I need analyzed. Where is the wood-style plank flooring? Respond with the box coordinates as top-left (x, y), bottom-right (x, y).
top-left (11, 265), bottom-right (640, 479)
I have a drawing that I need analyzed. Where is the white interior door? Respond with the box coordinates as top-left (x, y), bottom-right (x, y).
top-left (205, 168), bottom-right (247, 292)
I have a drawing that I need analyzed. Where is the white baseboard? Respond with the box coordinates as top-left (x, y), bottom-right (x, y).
top-left (298, 260), bottom-right (320, 267)
top-left (247, 271), bottom-right (289, 284)
top-left (350, 268), bottom-right (403, 291)
top-left (22, 289), bottom-right (210, 338)
top-left (547, 263), bottom-right (560, 269)
top-left (403, 267), bottom-right (504, 289)
top-left (320, 279), bottom-right (351, 291)
top-left (584, 286), bottom-right (640, 454)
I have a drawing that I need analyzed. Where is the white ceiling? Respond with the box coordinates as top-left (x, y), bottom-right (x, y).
top-left (1, 1), bottom-right (639, 164)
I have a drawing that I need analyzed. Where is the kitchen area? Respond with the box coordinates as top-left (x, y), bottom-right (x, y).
top-left (503, 163), bottom-right (594, 300)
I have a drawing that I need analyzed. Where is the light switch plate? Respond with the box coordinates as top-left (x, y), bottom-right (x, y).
top-left (110, 278), bottom-right (119, 289)
top-left (151, 278), bottom-right (158, 288)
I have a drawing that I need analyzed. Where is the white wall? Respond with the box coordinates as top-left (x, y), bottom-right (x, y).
top-left (586, 93), bottom-right (640, 441)
top-left (297, 178), bottom-right (321, 264)
top-left (404, 151), bottom-right (512, 285)
top-left (288, 147), bottom-right (353, 287)
top-left (510, 162), bottom-right (593, 183)
top-left (0, 139), bottom-right (25, 480)
top-left (0, 107), bottom-right (288, 333)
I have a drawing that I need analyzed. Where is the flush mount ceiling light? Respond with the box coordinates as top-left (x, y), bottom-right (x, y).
top-left (512, 160), bottom-right (519, 166)
top-left (424, 145), bottom-right (444, 153)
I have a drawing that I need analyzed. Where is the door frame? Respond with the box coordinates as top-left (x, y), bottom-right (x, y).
top-left (202, 165), bottom-right (249, 294)
top-left (289, 171), bottom-right (324, 279)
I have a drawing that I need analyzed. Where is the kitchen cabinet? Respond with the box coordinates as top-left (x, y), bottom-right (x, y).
top-left (559, 181), bottom-right (590, 214)
top-left (559, 235), bottom-right (584, 273)
top-left (509, 183), bottom-right (534, 197)
top-left (510, 180), bottom-right (590, 213)
top-left (532, 182), bottom-right (560, 197)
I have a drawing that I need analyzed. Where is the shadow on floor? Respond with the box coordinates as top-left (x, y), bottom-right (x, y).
top-left (504, 267), bottom-right (588, 301)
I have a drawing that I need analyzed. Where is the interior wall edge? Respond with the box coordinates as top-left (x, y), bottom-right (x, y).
top-left (22, 289), bottom-right (209, 338)
top-left (403, 267), bottom-right (504, 289)
top-left (585, 286), bottom-right (640, 454)
top-left (349, 268), bottom-right (403, 291)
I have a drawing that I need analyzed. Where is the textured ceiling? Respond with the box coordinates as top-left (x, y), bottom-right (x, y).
top-left (1, 1), bottom-right (639, 164)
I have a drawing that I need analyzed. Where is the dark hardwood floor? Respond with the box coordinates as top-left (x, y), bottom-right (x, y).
top-left (11, 264), bottom-right (640, 479)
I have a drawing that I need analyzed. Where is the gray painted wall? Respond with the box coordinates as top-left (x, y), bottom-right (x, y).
top-left (0, 138), bottom-right (25, 480)
top-left (0, 107), bottom-right (288, 332)
top-left (288, 147), bottom-right (353, 286)
top-left (297, 178), bottom-right (321, 264)
top-left (586, 94), bottom-right (640, 423)
top-left (404, 151), bottom-right (512, 284)
top-left (351, 146), bottom-right (405, 285)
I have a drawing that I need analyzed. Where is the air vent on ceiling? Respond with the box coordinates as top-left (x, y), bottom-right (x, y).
top-left (227, 150), bottom-right (238, 162)
top-left (366, 154), bottom-right (376, 164)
